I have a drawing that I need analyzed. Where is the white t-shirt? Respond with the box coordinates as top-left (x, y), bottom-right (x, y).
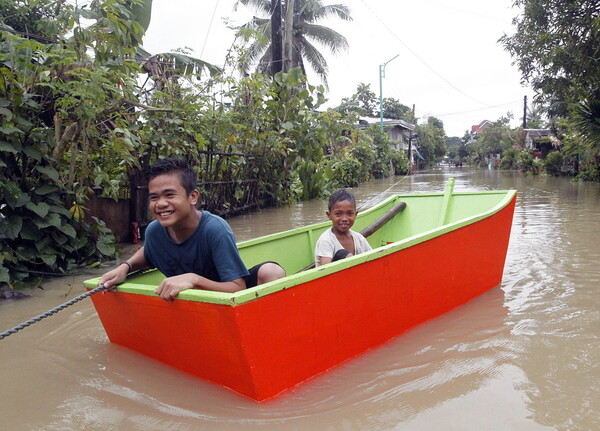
top-left (314, 228), bottom-right (372, 266)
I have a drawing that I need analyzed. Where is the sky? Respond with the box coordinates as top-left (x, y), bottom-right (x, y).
top-left (141, 0), bottom-right (534, 137)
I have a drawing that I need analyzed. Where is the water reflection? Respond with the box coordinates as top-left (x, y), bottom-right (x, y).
top-left (1, 168), bottom-right (599, 430)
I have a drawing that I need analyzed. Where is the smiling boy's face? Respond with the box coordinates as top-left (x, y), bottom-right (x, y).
top-left (148, 172), bottom-right (199, 229)
top-left (326, 199), bottom-right (358, 235)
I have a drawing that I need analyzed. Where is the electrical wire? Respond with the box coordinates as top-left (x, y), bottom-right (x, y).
top-left (357, 0), bottom-right (495, 107)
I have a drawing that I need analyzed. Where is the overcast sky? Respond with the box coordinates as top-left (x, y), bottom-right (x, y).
top-left (141, 0), bottom-right (534, 137)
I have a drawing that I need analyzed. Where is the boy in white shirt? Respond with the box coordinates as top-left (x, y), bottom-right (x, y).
top-left (314, 189), bottom-right (372, 267)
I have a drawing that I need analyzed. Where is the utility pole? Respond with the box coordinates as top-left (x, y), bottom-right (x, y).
top-left (408, 104), bottom-right (415, 172)
top-left (282, 0), bottom-right (295, 73)
top-left (271, 0), bottom-right (282, 75)
top-left (379, 54), bottom-right (399, 131)
top-left (523, 95), bottom-right (527, 129)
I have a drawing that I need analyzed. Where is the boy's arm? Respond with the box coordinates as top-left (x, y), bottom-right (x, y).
top-left (316, 256), bottom-right (333, 267)
top-left (154, 273), bottom-right (246, 302)
top-left (98, 247), bottom-right (148, 290)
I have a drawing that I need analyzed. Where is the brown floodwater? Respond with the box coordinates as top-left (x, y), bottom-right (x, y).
top-left (1, 168), bottom-right (599, 430)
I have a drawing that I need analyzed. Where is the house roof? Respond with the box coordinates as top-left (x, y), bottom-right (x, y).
top-left (471, 120), bottom-right (492, 134)
top-left (358, 116), bottom-right (415, 131)
top-left (524, 129), bottom-right (552, 138)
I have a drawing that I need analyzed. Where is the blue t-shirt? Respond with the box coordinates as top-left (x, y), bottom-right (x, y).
top-left (143, 211), bottom-right (249, 282)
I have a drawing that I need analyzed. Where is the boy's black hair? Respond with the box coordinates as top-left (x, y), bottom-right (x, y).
top-left (148, 158), bottom-right (198, 196)
top-left (328, 189), bottom-right (357, 211)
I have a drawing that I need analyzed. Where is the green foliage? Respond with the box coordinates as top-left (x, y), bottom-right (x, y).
top-left (328, 156), bottom-right (362, 188)
top-left (543, 151), bottom-right (564, 176)
top-left (501, 0), bottom-right (599, 107)
top-left (572, 98), bottom-right (600, 157)
top-left (336, 83), bottom-right (378, 117)
top-left (390, 149), bottom-right (410, 175)
top-left (415, 116), bottom-right (446, 167)
top-left (0, 181), bottom-right (117, 286)
top-left (499, 148), bottom-right (518, 169)
top-left (369, 126), bottom-right (392, 179)
top-left (471, 116), bottom-right (517, 163)
top-left (501, 1), bottom-right (600, 178)
top-left (381, 98), bottom-right (415, 122)
top-left (347, 132), bottom-right (376, 182)
top-left (515, 151), bottom-right (542, 175)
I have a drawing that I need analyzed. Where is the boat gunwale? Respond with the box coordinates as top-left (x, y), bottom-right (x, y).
top-left (84, 189), bottom-right (517, 306)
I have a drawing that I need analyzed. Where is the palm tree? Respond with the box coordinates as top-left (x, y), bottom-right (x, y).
top-left (236, 0), bottom-right (352, 88)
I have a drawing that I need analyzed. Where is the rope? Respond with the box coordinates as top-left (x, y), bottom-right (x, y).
top-left (0, 286), bottom-right (105, 340)
top-left (358, 172), bottom-right (410, 211)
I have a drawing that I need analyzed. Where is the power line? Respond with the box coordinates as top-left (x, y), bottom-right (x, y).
top-left (200, 0), bottom-right (221, 58)
top-left (357, 0), bottom-right (494, 107)
top-left (432, 100), bottom-right (522, 118)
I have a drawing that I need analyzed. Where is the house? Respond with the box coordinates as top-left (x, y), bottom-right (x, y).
top-left (467, 120), bottom-right (493, 144)
top-left (471, 120), bottom-right (493, 136)
top-left (358, 116), bottom-right (417, 159)
top-left (523, 129), bottom-right (554, 158)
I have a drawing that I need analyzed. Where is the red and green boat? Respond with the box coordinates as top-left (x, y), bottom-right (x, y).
top-left (84, 180), bottom-right (517, 401)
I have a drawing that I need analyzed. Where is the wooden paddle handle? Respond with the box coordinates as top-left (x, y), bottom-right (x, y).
top-left (360, 201), bottom-right (406, 238)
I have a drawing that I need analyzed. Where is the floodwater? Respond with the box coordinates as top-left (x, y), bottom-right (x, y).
top-left (1, 168), bottom-right (599, 431)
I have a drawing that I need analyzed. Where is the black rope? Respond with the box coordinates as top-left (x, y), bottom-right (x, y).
top-left (0, 286), bottom-right (104, 340)
top-left (0, 269), bottom-right (146, 340)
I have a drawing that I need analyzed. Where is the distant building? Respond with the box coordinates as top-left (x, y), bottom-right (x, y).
top-left (523, 128), bottom-right (554, 158)
top-left (358, 116), bottom-right (417, 154)
top-left (467, 120), bottom-right (493, 144)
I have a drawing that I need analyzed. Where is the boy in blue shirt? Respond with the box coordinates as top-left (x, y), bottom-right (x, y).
top-left (99, 158), bottom-right (285, 301)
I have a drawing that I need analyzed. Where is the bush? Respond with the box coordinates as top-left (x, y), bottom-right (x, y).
top-left (347, 140), bottom-right (375, 182)
top-left (543, 151), bottom-right (564, 176)
top-left (500, 148), bottom-right (518, 169)
top-left (390, 149), bottom-right (410, 175)
top-left (329, 157), bottom-right (363, 188)
top-left (516, 151), bottom-right (534, 172)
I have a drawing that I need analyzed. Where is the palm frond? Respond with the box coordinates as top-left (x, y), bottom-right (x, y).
top-left (301, 23), bottom-right (349, 53)
top-left (298, 37), bottom-right (329, 88)
top-left (573, 98), bottom-right (600, 150)
top-left (303, 3), bottom-right (352, 22)
top-left (235, 0), bottom-right (273, 16)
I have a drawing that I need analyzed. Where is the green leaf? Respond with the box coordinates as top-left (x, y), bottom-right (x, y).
top-left (58, 223), bottom-right (76, 238)
top-left (33, 184), bottom-right (59, 195)
top-left (33, 212), bottom-right (61, 229)
top-left (0, 141), bottom-right (20, 153)
top-left (96, 239), bottom-right (116, 257)
top-left (0, 265), bottom-right (9, 283)
top-left (129, 0), bottom-right (153, 31)
top-left (19, 221), bottom-right (39, 240)
top-left (40, 254), bottom-right (57, 267)
top-left (48, 204), bottom-right (72, 217)
top-left (50, 231), bottom-right (68, 245)
top-left (5, 190), bottom-right (31, 209)
top-left (23, 145), bottom-right (42, 161)
top-left (0, 126), bottom-right (24, 135)
top-left (35, 165), bottom-right (59, 181)
top-left (0, 215), bottom-right (23, 239)
top-left (26, 201), bottom-right (50, 218)
top-left (0, 107), bottom-right (12, 120)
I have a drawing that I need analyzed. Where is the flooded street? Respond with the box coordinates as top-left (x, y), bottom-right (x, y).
top-left (1, 167), bottom-right (599, 430)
